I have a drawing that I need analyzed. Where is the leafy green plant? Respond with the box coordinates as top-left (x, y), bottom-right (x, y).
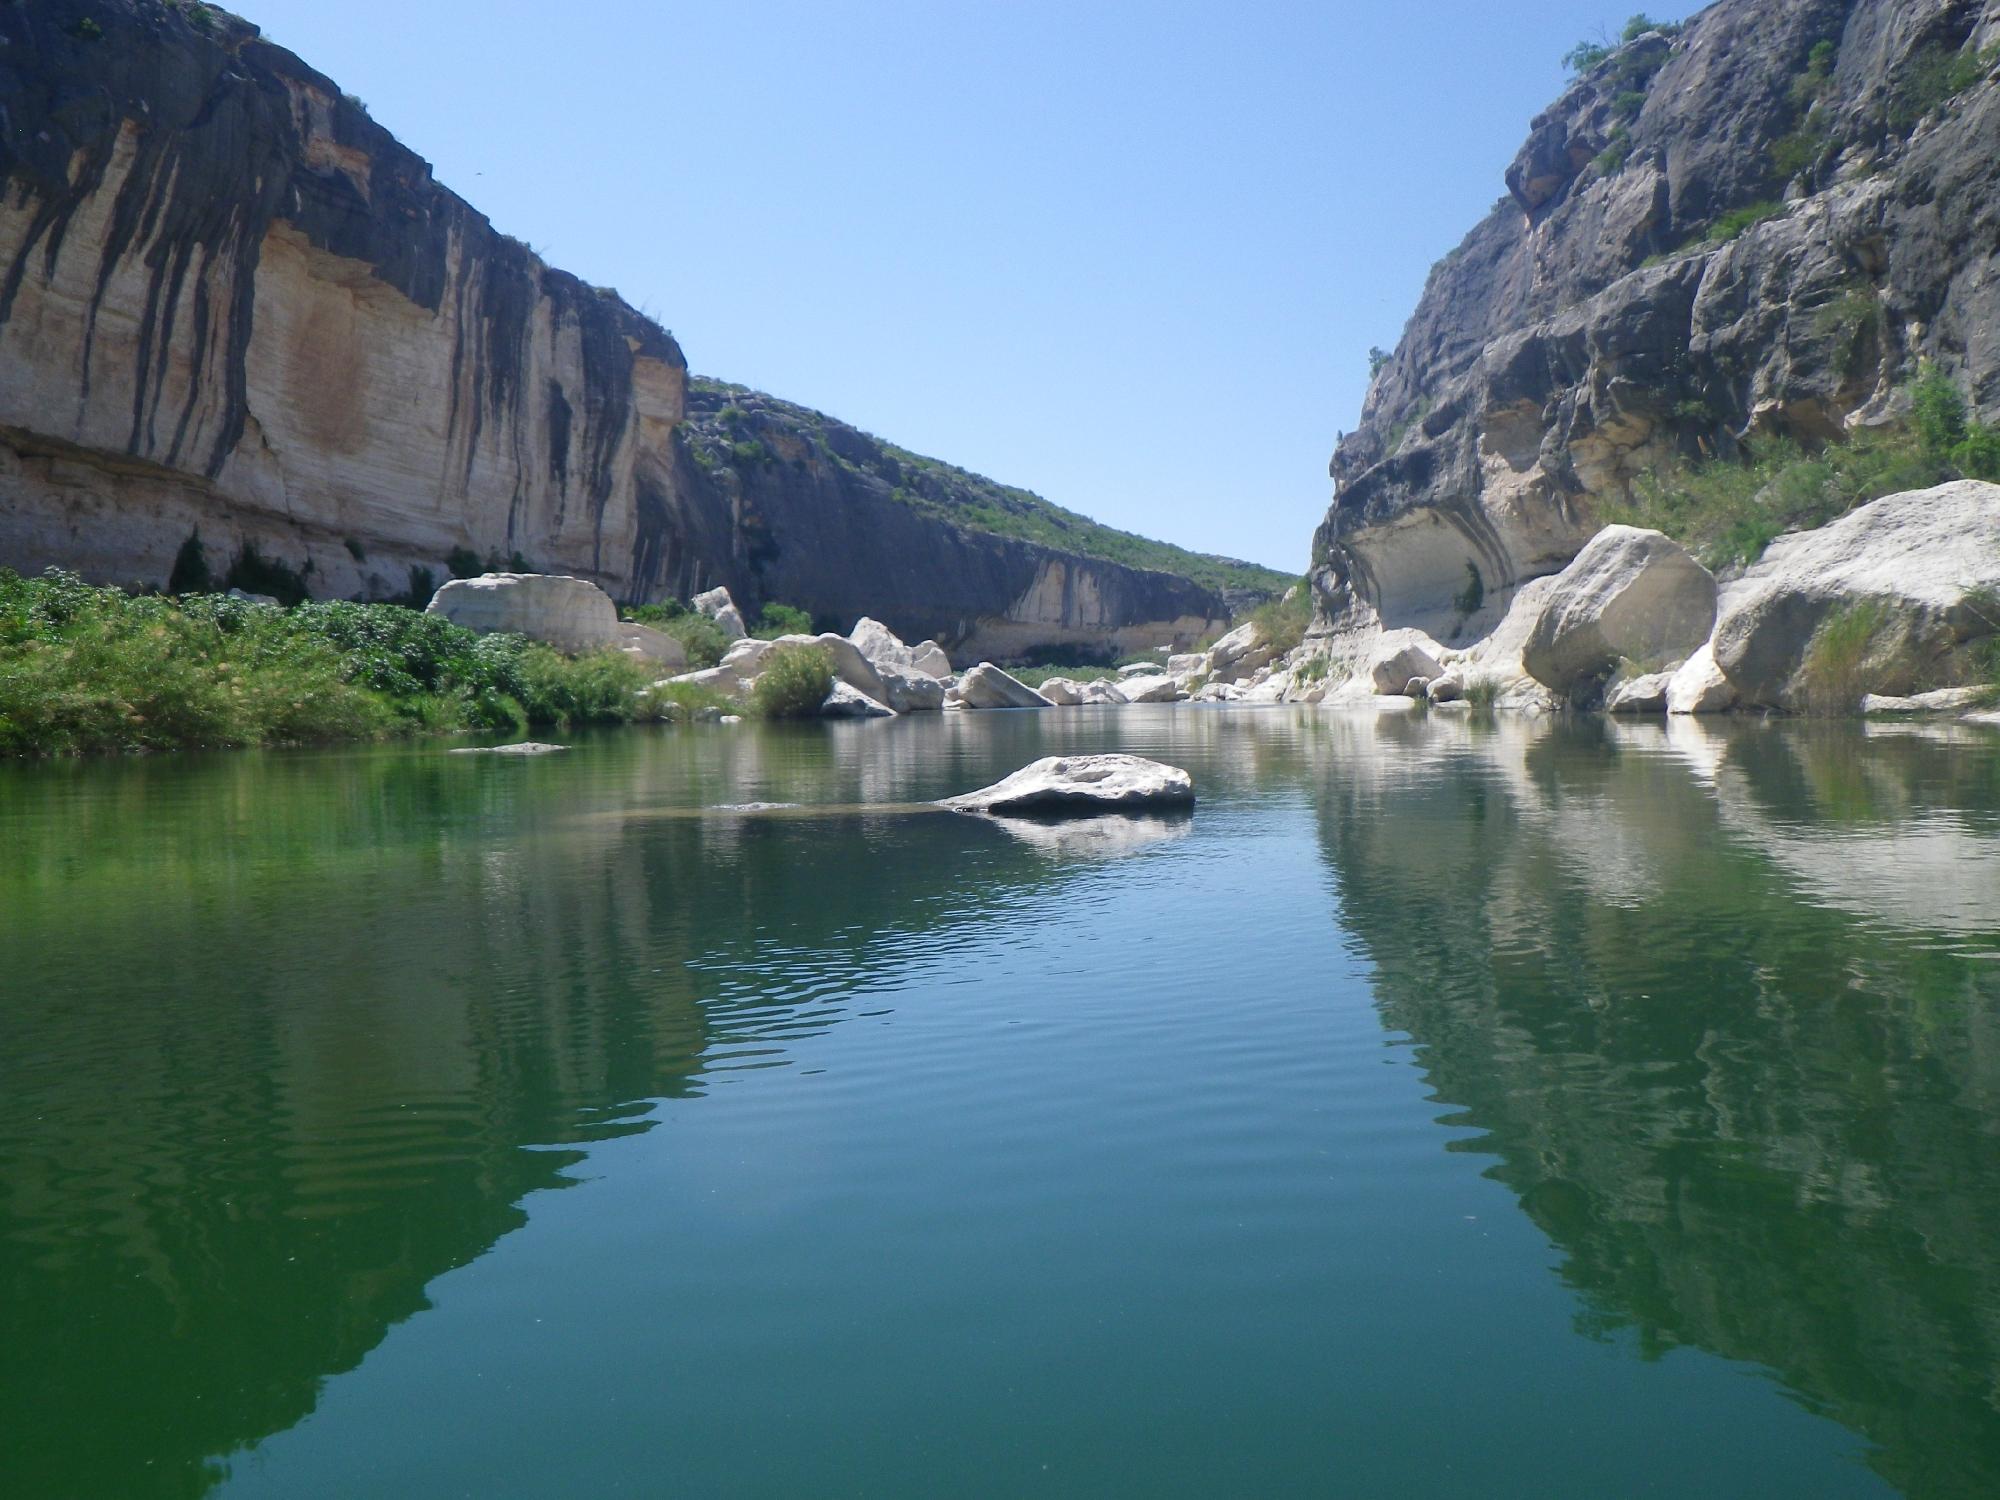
top-left (447, 546), bottom-right (483, 579)
top-left (752, 602), bottom-right (814, 639)
top-left (748, 644), bottom-right (833, 720)
top-left (1596, 125), bottom-right (1633, 174)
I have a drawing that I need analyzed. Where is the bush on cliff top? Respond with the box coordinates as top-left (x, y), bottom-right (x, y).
top-left (0, 572), bottom-right (663, 755)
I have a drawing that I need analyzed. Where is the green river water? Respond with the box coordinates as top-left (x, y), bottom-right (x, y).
top-left (4, 706), bottom-right (2000, 1498)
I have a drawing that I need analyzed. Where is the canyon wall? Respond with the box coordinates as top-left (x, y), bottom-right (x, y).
top-left (0, 0), bottom-right (687, 603)
top-left (1314, 0), bottom-right (2000, 644)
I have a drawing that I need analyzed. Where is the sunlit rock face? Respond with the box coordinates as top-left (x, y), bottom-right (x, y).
top-left (1313, 0), bottom-right (2000, 651)
top-left (0, 2), bottom-right (689, 602)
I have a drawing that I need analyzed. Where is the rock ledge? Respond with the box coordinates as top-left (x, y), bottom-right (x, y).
top-left (940, 755), bottom-right (1195, 816)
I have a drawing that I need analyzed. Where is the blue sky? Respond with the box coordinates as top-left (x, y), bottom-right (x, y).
top-left (246, 1), bottom-right (1699, 573)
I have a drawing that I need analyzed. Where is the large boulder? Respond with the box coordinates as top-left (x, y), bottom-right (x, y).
top-left (1711, 483), bottom-right (2000, 711)
top-left (1367, 629), bottom-right (1447, 695)
top-left (1080, 678), bottom-right (1130, 706)
top-left (940, 755), bottom-right (1194, 815)
top-left (426, 573), bottom-right (620, 654)
top-left (876, 666), bottom-right (947, 713)
top-left (693, 586), bottom-right (748, 638)
top-left (820, 680), bottom-right (895, 719)
top-left (849, 617), bottom-right (953, 681)
top-left (1119, 673), bottom-right (1181, 704)
top-left (1522, 527), bottom-right (1717, 700)
top-left (958, 663), bottom-right (1055, 709)
top-left (1208, 620), bottom-right (1276, 683)
top-left (1037, 677), bottom-right (1085, 706)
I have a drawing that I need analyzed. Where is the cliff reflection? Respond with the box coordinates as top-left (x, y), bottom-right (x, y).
top-left (0, 732), bottom-right (1137, 1497)
top-left (1313, 713), bottom-right (2000, 1499)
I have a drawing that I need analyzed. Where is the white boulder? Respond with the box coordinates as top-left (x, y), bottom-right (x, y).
top-left (849, 617), bottom-right (954, 681)
top-left (1522, 527), bottom-right (1717, 698)
top-left (427, 573), bottom-right (620, 654)
top-left (1037, 677), bottom-right (1085, 706)
top-left (940, 754), bottom-right (1194, 815)
top-left (1080, 678), bottom-right (1130, 706)
top-left (1666, 643), bottom-right (1736, 715)
top-left (1119, 673), bottom-right (1182, 704)
top-left (1208, 620), bottom-right (1277, 683)
top-left (693, 586), bottom-right (749, 638)
top-left (1711, 482), bottom-right (2000, 710)
top-left (821, 680), bottom-right (895, 719)
top-left (876, 666), bottom-right (947, 713)
top-left (1367, 629), bottom-right (1448, 695)
top-left (615, 621), bottom-right (688, 670)
top-left (958, 663), bottom-right (1055, 709)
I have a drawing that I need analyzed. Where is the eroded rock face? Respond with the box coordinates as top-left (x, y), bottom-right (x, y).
top-left (1522, 527), bottom-right (1716, 699)
top-left (1312, 0), bottom-right (2000, 652)
top-left (940, 755), bottom-right (1195, 815)
top-left (426, 574), bottom-right (620, 653)
top-left (1711, 481), bottom-right (2000, 709)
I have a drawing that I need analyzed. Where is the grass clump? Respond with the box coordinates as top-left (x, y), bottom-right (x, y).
top-left (0, 571), bottom-right (668, 756)
top-left (1707, 201), bottom-right (1786, 244)
top-left (1465, 674), bottom-right (1501, 710)
top-left (1800, 600), bottom-right (1892, 715)
top-left (1889, 41), bottom-right (1999, 130)
top-left (748, 644), bottom-right (833, 720)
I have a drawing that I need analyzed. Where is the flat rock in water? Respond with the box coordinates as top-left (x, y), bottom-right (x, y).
top-left (450, 741), bottom-right (567, 756)
top-left (940, 754), bottom-right (1194, 816)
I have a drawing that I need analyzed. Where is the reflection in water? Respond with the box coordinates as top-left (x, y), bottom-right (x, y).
top-left (1314, 713), bottom-right (2000, 1498)
top-left (1, 711), bottom-right (1998, 1497)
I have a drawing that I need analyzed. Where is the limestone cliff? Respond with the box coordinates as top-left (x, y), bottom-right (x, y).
top-left (0, 0), bottom-right (688, 603)
top-left (662, 382), bottom-right (1263, 661)
top-left (0, 0), bottom-right (1251, 657)
top-left (1315, 0), bottom-right (2000, 643)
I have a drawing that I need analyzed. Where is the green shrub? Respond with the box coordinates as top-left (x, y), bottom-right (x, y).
top-left (1620, 13), bottom-right (1678, 43)
top-left (1564, 39), bottom-right (1612, 74)
top-left (1911, 365), bottom-right (1968, 459)
top-left (748, 644), bottom-right (833, 720)
top-left (447, 545), bottom-right (483, 579)
top-left (648, 680), bottom-right (737, 720)
top-left (1951, 425), bottom-right (2000, 482)
top-left (1293, 654), bottom-right (1330, 685)
top-left (1890, 42), bottom-right (1998, 129)
top-left (1465, 674), bottom-right (1501, 710)
top-left (1248, 583), bottom-right (1314, 658)
top-left (1010, 664), bottom-right (1120, 688)
top-left (753, 602), bottom-right (814, 638)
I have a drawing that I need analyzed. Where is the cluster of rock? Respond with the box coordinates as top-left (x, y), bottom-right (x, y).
top-left (1297, 482), bottom-right (2000, 719)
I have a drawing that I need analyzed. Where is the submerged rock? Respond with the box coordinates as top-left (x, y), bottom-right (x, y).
top-left (449, 741), bottom-right (568, 757)
top-left (941, 755), bottom-right (1195, 816)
